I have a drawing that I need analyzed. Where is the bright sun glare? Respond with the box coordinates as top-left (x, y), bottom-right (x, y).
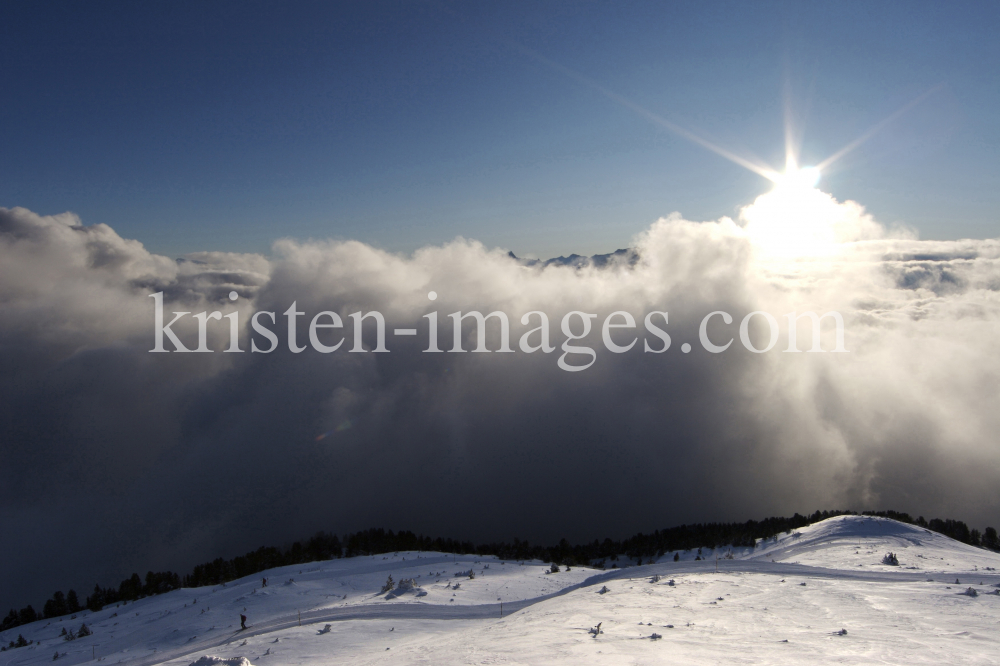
top-left (742, 163), bottom-right (853, 259)
top-left (521, 50), bottom-right (938, 258)
top-left (776, 165), bottom-right (821, 190)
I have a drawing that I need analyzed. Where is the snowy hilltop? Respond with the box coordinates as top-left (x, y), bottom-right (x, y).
top-left (2, 516), bottom-right (1000, 666)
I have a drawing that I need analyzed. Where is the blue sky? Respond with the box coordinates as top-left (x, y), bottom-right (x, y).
top-left (2, 0), bottom-right (997, 258)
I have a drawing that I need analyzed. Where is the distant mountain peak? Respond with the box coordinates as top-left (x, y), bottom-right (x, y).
top-left (508, 248), bottom-right (639, 269)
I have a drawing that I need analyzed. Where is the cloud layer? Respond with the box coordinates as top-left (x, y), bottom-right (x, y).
top-left (1, 194), bottom-right (998, 609)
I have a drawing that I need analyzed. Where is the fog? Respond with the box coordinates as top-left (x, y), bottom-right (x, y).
top-left (2, 190), bottom-right (998, 610)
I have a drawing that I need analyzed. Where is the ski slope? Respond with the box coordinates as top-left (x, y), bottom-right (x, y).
top-left (3, 516), bottom-right (999, 665)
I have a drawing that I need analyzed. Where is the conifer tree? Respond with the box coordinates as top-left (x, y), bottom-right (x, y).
top-left (17, 606), bottom-right (37, 626)
top-left (44, 592), bottom-right (67, 619)
top-left (1, 609), bottom-right (18, 631)
top-left (86, 585), bottom-right (104, 612)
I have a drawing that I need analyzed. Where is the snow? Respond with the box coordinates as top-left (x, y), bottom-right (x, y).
top-left (748, 515), bottom-right (1000, 574)
top-left (3, 516), bottom-right (1000, 665)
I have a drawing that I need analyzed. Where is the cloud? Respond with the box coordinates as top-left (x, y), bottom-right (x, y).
top-left (1, 194), bottom-right (998, 610)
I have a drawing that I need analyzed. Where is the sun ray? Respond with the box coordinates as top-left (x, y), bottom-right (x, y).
top-left (512, 41), bottom-right (944, 257)
top-left (816, 83), bottom-right (944, 171)
top-left (511, 43), bottom-right (781, 182)
top-left (783, 70), bottom-right (799, 175)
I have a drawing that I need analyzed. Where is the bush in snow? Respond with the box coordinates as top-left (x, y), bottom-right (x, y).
top-left (673, 553), bottom-right (679, 561)
top-left (189, 657), bottom-right (252, 666)
top-left (549, 563), bottom-right (560, 574)
top-left (380, 575), bottom-right (395, 593)
top-left (77, 624), bottom-right (92, 638)
top-left (964, 587), bottom-right (978, 597)
top-left (881, 552), bottom-right (899, 566)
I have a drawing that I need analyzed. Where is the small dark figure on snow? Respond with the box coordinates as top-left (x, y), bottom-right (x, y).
top-left (240, 614), bottom-right (247, 630)
top-left (262, 578), bottom-right (267, 587)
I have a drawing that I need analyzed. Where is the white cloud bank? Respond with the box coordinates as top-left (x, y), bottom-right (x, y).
top-left (0, 192), bottom-right (998, 608)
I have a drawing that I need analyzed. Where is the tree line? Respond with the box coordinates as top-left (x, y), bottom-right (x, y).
top-left (1, 572), bottom-right (179, 637)
top-left (3, 508), bottom-right (998, 638)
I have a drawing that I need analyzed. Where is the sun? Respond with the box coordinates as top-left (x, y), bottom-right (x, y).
top-left (518, 49), bottom-right (937, 257)
top-left (738, 163), bottom-right (885, 259)
top-left (775, 165), bottom-right (821, 190)
top-left (523, 50), bottom-right (931, 258)
top-left (741, 164), bottom-right (842, 258)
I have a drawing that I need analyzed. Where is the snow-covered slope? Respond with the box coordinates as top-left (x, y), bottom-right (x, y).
top-left (749, 514), bottom-right (1000, 574)
top-left (3, 516), bottom-right (999, 666)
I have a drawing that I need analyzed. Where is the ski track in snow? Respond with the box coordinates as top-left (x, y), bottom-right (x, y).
top-left (4, 516), bottom-right (1000, 666)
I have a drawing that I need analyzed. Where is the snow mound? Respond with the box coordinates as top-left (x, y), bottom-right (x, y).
top-left (190, 657), bottom-right (251, 666)
top-left (751, 515), bottom-right (1000, 573)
